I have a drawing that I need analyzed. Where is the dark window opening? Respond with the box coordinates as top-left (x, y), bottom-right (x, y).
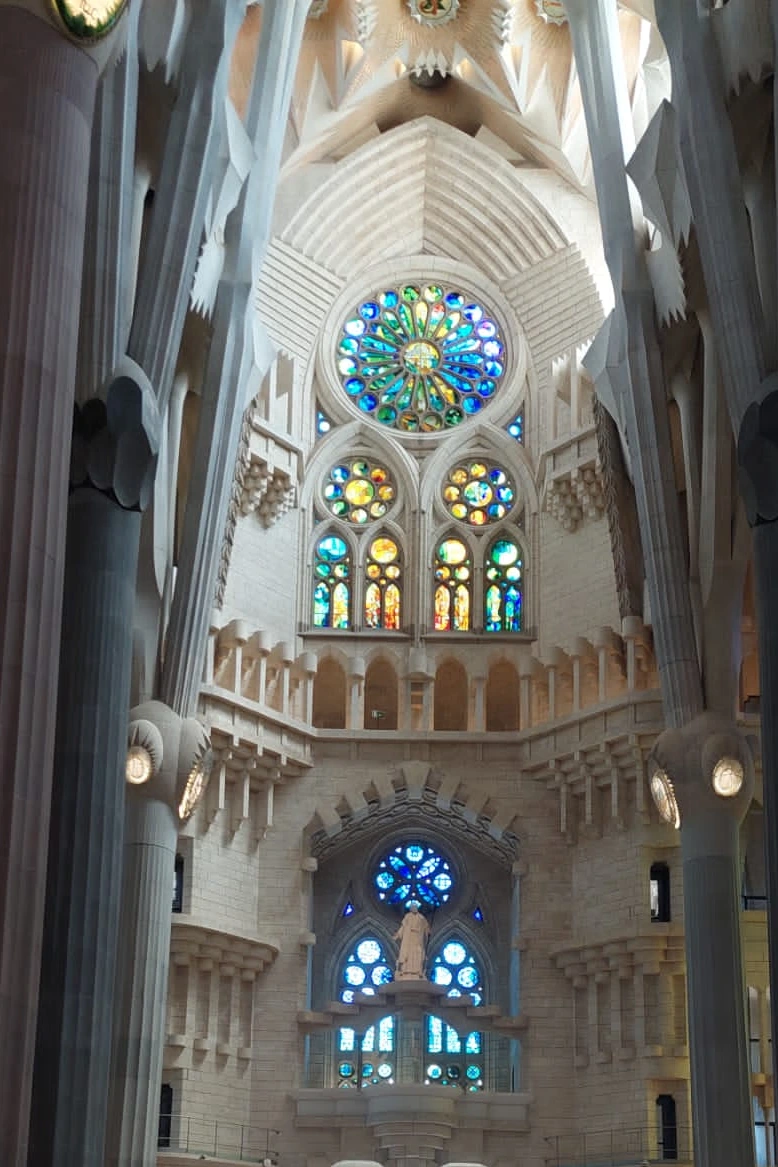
top-left (158, 1083), bottom-right (173, 1149)
top-left (173, 854), bottom-right (184, 914)
top-left (650, 862), bottom-right (671, 922)
top-left (656, 1093), bottom-right (677, 1160)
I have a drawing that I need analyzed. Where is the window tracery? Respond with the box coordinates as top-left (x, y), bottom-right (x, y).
top-left (337, 935), bottom-right (395, 1087)
top-left (434, 537), bottom-right (472, 631)
top-left (485, 538), bottom-right (523, 632)
top-left (374, 842), bottom-right (454, 910)
top-left (442, 461), bottom-right (515, 526)
top-left (324, 459), bottom-right (396, 524)
top-left (313, 534), bottom-right (351, 629)
top-left (426, 937), bottom-right (484, 1089)
top-left (364, 536), bottom-right (402, 630)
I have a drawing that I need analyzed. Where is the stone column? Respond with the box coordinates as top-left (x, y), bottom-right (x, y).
top-left (0, 12), bottom-right (98, 1164)
top-left (107, 701), bottom-right (212, 1167)
top-left (29, 371), bottom-right (158, 1167)
top-left (648, 714), bottom-right (755, 1167)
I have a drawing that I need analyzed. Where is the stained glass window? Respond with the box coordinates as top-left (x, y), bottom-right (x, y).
top-left (337, 284), bottom-right (506, 432)
top-left (313, 534), bottom-right (351, 628)
top-left (443, 462), bottom-right (515, 526)
top-left (316, 408), bottom-right (332, 436)
top-left (337, 935), bottom-right (395, 1087)
top-left (507, 409), bottom-right (523, 442)
top-left (374, 842), bottom-right (454, 910)
top-left (426, 938), bottom-right (484, 1090)
top-left (434, 538), bottom-right (471, 631)
top-left (324, 460), bottom-right (396, 524)
top-left (365, 536), bottom-right (402, 630)
top-left (484, 539), bottom-right (522, 632)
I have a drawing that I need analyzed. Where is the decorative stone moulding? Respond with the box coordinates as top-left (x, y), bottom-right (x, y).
top-left (407, 0), bottom-right (460, 25)
top-left (535, 0), bottom-right (567, 25)
top-left (239, 459), bottom-right (296, 524)
top-left (545, 461), bottom-right (605, 531)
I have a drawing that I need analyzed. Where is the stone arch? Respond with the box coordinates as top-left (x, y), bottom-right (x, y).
top-left (486, 659), bottom-right (520, 732)
top-left (434, 659), bottom-right (469, 731)
top-left (312, 655), bottom-right (347, 729)
top-left (364, 656), bottom-right (399, 730)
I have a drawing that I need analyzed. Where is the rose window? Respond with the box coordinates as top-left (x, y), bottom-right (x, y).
top-left (443, 461), bottom-right (515, 526)
top-left (324, 460), bottom-right (395, 524)
top-left (337, 284), bottom-right (506, 432)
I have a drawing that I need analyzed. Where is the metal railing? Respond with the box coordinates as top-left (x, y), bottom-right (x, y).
top-left (544, 1126), bottom-right (693, 1167)
top-left (157, 1115), bottom-right (279, 1163)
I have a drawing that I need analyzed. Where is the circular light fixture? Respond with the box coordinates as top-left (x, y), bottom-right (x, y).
top-left (179, 748), bottom-right (214, 821)
top-left (52, 0), bottom-right (128, 40)
top-left (126, 745), bottom-right (153, 786)
top-left (650, 769), bottom-right (681, 829)
top-left (712, 756), bottom-right (744, 798)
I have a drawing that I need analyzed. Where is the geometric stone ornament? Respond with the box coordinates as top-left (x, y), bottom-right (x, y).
top-left (737, 381), bottom-right (778, 526)
top-left (545, 460), bottom-right (605, 532)
top-left (407, 0), bottom-right (460, 25)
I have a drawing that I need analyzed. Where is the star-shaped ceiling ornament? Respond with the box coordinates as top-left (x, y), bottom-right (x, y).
top-left (407, 0), bottom-right (460, 26)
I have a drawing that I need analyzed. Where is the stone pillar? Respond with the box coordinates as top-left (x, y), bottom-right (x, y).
top-left (29, 372), bottom-right (158, 1167)
top-left (107, 701), bottom-right (212, 1167)
top-left (648, 714), bottom-right (755, 1167)
top-left (0, 12), bottom-right (98, 1164)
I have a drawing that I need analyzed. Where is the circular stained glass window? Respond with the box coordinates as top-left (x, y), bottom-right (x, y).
top-left (337, 285), bottom-right (506, 432)
top-left (443, 462), bottom-right (515, 526)
top-left (325, 460), bottom-right (396, 523)
top-left (374, 842), bottom-right (454, 910)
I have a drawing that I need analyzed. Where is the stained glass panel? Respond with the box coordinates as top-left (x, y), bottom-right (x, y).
top-left (485, 539), bottom-right (522, 632)
top-left (313, 533), bottom-right (351, 626)
top-left (337, 284), bottom-right (507, 431)
top-left (374, 842), bottom-right (454, 910)
top-left (426, 937), bottom-right (483, 1089)
top-left (324, 459), bottom-right (395, 524)
top-left (434, 540), bottom-right (471, 631)
top-left (364, 536), bottom-right (402, 630)
top-left (443, 461), bottom-right (515, 526)
top-left (337, 936), bottom-right (395, 1087)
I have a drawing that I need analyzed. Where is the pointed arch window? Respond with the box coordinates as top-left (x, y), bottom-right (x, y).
top-left (426, 937), bottom-right (484, 1089)
top-left (337, 935), bottom-right (395, 1087)
top-left (434, 537), bottom-right (472, 631)
top-left (365, 536), bottom-right (402, 630)
top-left (313, 534), bottom-right (351, 629)
top-left (484, 538), bottom-right (522, 632)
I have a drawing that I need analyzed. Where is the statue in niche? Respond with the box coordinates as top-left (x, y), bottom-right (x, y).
top-left (393, 903), bottom-right (430, 979)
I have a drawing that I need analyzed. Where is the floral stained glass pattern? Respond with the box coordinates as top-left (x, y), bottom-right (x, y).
top-left (485, 539), bottom-right (522, 632)
top-left (325, 460), bottom-right (395, 524)
top-left (313, 535), bottom-right (350, 628)
top-left (434, 538), bottom-right (471, 631)
top-left (443, 462), bottom-right (515, 526)
top-left (337, 284), bottom-right (506, 433)
top-left (338, 936), bottom-right (394, 1087)
top-left (426, 938), bottom-right (483, 1090)
top-left (365, 536), bottom-right (402, 630)
top-left (374, 842), bottom-right (454, 911)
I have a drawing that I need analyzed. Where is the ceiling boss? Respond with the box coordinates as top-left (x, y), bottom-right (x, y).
top-left (407, 0), bottom-right (460, 26)
top-left (51, 0), bottom-right (128, 39)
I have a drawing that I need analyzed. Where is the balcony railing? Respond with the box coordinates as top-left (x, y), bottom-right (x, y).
top-left (157, 1115), bottom-right (278, 1163)
top-left (544, 1126), bottom-right (692, 1167)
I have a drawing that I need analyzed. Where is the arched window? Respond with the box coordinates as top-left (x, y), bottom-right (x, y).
top-left (312, 657), bottom-right (347, 728)
top-left (313, 534), bottom-right (351, 629)
top-left (426, 937), bottom-right (484, 1090)
top-left (434, 537), bottom-right (471, 630)
top-left (365, 536), bottom-right (402, 630)
top-left (336, 936), bottom-right (395, 1088)
top-left (484, 538), bottom-right (522, 632)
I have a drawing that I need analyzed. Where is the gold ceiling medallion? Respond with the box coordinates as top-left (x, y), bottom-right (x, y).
top-left (51, 0), bottom-right (128, 39)
top-left (407, 0), bottom-right (460, 27)
top-left (535, 0), bottom-right (567, 25)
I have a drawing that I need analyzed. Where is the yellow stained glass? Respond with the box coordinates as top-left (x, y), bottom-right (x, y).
top-left (470, 511), bottom-right (487, 526)
top-left (371, 538), bottom-right (398, 564)
top-left (454, 584), bottom-right (470, 631)
top-left (332, 582), bottom-right (349, 629)
top-left (451, 469), bottom-right (468, 485)
top-left (379, 485), bottom-right (395, 501)
top-left (434, 585), bottom-right (451, 631)
top-left (443, 486), bottom-right (460, 502)
top-left (451, 504), bottom-right (467, 520)
top-left (365, 583), bottom-right (381, 628)
top-left (470, 463), bottom-right (487, 477)
top-left (438, 539), bottom-right (467, 565)
top-left (385, 585), bottom-right (401, 630)
top-left (386, 565), bottom-right (401, 579)
top-left (345, 479), bottom-right (374, 506)
top-left (367, 564), bottom-right (381, 579)
top-left (351, 508), bottom-right (368, 523)
top-left (371, 467), bottom-right (388, 483)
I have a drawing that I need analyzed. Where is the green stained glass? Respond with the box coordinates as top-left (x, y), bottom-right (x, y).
top-left (313, 535), bottom-right (351, 628)
top-left (485, 539), bottom-right (522, 632)
top-left (337, 284), bottom-right (506, 432)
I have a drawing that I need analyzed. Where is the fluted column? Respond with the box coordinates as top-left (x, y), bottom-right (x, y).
top-left (649, 715), bottom-right (755, 1167)
top-left (0, 11), bottom-right (98, 1165)
top-left (107, 701), bottom-right (211, 1167)
top-left (29, 374), bottom-right (158, 1167)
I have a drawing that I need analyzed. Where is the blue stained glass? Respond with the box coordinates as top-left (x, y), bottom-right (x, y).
top-left (462, 396), bottom-right (482, 414)
top-left (376, 871), bottom-right (393, 890)
top-left (473, 906), bottom-right (484, 922)
top-left (433, 966), bottom-right (453, 986)
top-left (483, 340), bottom-right (503, 357)
top-left (466, 1061), bottom-right (481, 1076)
top-left (427, 1063), bottom-right (443, 1079)
top-left (339, 1028), bottom-right (355, 1051)
top-left (316, 409), bottom-right (331, 436)
top-left (507, 411), bottom-right (524, 442)
top-left (406, 844), bottom-right (424, 862)
top-left (433, 872), bottom-right (453, 891)
top-left (345, 377), bottom-right (364, 395)
top-left (345, 965), bottom-right (366, 985)
top-left (484, 360), bottom-right (504, 377)
top-left (381, 289), bottom-right (399, 308)
top-left (342, 901), bottom-right (355, 916)
top-left (428, 1017), bottom-right (443, 1052)
top-left (378, 1017), bottom-right (394, 1051)
top-left (478, 379), bottom-right (497, 398)
top-left (464, 304), bottom-right (483, 322)
top-left (318, 535), bottom-right (348, 561)
top-left (445, 292), bottom-right (464, 308)
top-left (374, 842), bottom-right (454, 909)
top-left (357, 939), bottom-right (381, 964)
top-left (341, 989), bottom-right (354, 1003)
top-left (443, 942), bottom-right (466, 965)
top-left (466, 1033), bottom-right (481, 1054)
top-left (358, 394), bottom-right (378, 412)
top-left (418, 856), bottom-right (440, 878)
top-left (477, 320), bottom-right (496, 338)
top-left (446, 1029), bottom-right (461, 1054)
top-left (360, 301), bottom-right (380, 319)
top-left (345, 319), bottom-right (366, 336)
top-left (372, 964), bottom-right (392, 985)
top-left (458, 966), bottom-right (479, 988)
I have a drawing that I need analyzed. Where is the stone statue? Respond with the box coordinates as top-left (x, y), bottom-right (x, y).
top-left (393, 904), bottom-right (430, 979)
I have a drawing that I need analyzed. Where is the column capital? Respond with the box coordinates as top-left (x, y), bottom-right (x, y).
top-left (70, 361), bottom-right (160, 511)
top-left (126, 700), bottom-right (213, 822)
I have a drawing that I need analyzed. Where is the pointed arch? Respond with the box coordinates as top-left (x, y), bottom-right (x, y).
top-left (486, 660), bottom-right (520, 731)
top-left (434, 659), bottom-right (469, 731)
top-left (312, 655), bottom-right (347, 729)
top-left (364, 657), bottom-right (399, 730)
top-left (311, 528), bottom-right (353, 629)
top-left (432, 532), bottom-right (474, 633)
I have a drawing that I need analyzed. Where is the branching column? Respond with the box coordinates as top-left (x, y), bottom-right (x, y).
top-left (29, 376), bottom-right (158, 1167)
top-left (0, 11), bottom-right (97, 1165)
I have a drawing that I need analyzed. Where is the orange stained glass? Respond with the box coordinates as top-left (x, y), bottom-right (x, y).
top-left (435, 585), bottom-right (451, 631)
top-left (365, 582), bottom-right (381, 628)
top-left (378, 485), bottom-right (395, 501)
top-left (443, 486), bottom-right (460, 502)
top-left (367, 564), bottom-right (381, 579)
top-left (385, 584), bottom-right (401, 630)
top-left (371, 467), bottom-right (388, 483)
top-left (371, 537), bottom-right (398, 564)
top-left (453, 584), bottom-right (470, 630)
top-left (470, 510), bottom-right (487, 526)
top-left (451, 469), bottom-right (468, 485)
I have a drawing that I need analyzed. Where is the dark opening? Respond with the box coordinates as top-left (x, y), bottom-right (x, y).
top-left (656, 1093), bottom-right (677, 1160)
top-left (158, 1083), bottom-right (173, 1149)
top-left (650, 862), bottom-right (671, 922)
top-left (173, 854), bottom-right (184, 913)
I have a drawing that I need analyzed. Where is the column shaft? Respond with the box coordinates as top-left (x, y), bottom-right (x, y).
top-left (107, 796), bottom-right (178, 1166)
top-left (30, 489), bottom-right (141, 1167)
top-left (0, 13), bottom-right (96, 1165)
